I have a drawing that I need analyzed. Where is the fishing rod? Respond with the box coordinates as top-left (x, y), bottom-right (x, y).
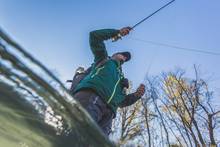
top-left (112, 0), bottom-right (176, 41)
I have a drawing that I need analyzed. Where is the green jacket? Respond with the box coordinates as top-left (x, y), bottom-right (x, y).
top-left (74, 29), bottom-right (139, 113)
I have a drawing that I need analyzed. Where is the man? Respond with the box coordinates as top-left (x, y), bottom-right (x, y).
top-left (72, 27), bottom-right (145, 135)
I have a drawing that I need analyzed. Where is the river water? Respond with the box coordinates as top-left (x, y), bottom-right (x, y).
top-left (0, 28), bottom-right (114, 147)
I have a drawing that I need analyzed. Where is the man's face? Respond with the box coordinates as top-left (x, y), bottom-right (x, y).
top-left (112, 53), bottom-right (127, 64)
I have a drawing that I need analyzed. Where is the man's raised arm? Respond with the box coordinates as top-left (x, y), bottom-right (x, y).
top-left (89, 27), bottom-right (131, 63)
top-left (89, 29), bottom-right (119, 63)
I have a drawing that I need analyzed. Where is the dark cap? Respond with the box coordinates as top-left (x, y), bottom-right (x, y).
top-left (116, 51), bottom-right (131, 62)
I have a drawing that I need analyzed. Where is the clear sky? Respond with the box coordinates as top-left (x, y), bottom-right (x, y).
top-left (1, 0), bottom-right (220, 103)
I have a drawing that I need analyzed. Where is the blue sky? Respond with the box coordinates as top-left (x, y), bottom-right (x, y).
top-left (1, 0), bottom-right (220, 102)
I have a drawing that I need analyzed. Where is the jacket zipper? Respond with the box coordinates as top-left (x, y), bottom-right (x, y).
top-left (107, 75), bottom-right (121, 104)
top-left (107, 67), bottom-right (122, 104)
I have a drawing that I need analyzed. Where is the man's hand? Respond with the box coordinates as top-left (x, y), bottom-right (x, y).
top-left (134, 84), bottom-right (145, 98)
top-left (119, 27), bottom-right (132, 36)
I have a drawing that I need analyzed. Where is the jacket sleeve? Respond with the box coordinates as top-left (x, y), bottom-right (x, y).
top-left (119, 93), bottom-right (141, 108)
top-left (89, 29), bottom-right (119, 63)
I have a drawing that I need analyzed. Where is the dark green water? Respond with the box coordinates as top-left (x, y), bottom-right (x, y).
top-left (0, 28), bottom-right (114, 147)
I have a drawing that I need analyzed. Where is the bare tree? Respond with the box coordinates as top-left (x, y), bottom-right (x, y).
top-left (111, 67), bottom-right (220, 147)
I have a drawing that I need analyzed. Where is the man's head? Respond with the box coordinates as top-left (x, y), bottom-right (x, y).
top-left (111, 51), bottom-right (131, 64)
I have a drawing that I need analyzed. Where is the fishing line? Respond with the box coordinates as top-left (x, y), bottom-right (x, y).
top-left (130, 37), bottom-right (220, 56)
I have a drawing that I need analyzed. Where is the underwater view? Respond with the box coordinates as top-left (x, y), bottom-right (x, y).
top-left (0, 28), bottom-right (114, 147)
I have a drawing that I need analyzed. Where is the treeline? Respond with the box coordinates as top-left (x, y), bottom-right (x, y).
top-left (111, 66), bottom-right (220, 147)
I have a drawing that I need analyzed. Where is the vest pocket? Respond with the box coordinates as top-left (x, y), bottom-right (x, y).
top-left (91, 66), bottom-right (105, 78)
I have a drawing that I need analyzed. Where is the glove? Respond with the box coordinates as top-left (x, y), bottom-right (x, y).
top-left (119, 26), bottom-right (132, 36)
top-left (134, 84), bottom-right (145, 98)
